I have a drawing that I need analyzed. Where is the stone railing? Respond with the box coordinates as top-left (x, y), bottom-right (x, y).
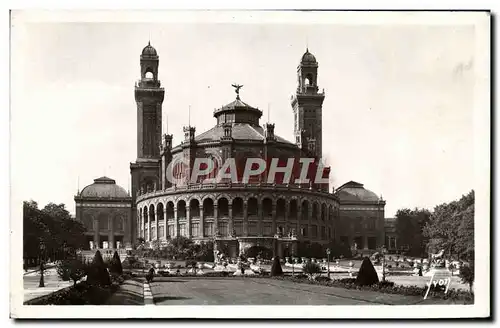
top-left (137, 182), bottom-right (336, 202)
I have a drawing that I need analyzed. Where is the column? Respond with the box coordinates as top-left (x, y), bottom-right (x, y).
top-left (200, 206), bottom-right (205, 238)
top-left (257, 199), bottom-right (263, 236)
top-left (148, 213), bottom-right (151, 242)
top-left (271, 203), bottom-right (277, 236)
top-left (308, 204), bottom-right (313, 239)
top-left (297, 202), bottom-right (302, 238)
top-left (364, 235), bottom-right (369, 250)
top-left (156, 208), bottom-right (160, 241)
top-left (243, 201), bottom-right (248, 236)
top-left (174, 206), bottom-right (178, 237)
top-left (108, 216), bottom-right (114, 249)
top-left (186, 207), bottom-right (191, 238)
top-left (93, 218), bottom-right (99, 249)
top-left (125, 210), bottom-right (132, 248)
top-left (214, 205), bottom-right (219, 237)
top-left (228, 204), bottom-right (233, 236)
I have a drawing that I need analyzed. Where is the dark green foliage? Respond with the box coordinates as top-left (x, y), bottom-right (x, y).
top-left (23, 201), bottom-right (86, 262)
top-left (423, 190), bottom-right (474, 261)
top-left (459, 263), bottom-right (474, 293)
top-left (57, 258), bottom-right (88, 286)
top-left (303, 261), bottom-right (322, 279)
top-left (270, 256), bottom-right (283, 276)
top-left (395, 208), bottom-right (431, 257)
top-left (185, 259), bottom-right (197, 268)
top-left (24, 281), bottom-right (119, 305)
top-left (87, 250), bottom-right (111, 287)
top-left (109, 251), bottom-right (123, 275)
top-left (355, 257), bottom-right (379, 286)
top-left (245, 246), bottom-right (273, 259)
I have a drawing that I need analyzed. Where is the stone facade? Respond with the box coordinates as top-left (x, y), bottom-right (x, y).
top-left (75, 177), bottom-right (133, 250)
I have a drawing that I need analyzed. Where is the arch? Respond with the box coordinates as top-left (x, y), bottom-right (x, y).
top-left (321, 203), bottom-right (327, 221)
top-left (203, 198), bottom-right (214, 217)
top-left (157, 202), bottom-right (164, 221)
top-left (177, 200), bottom-right (186, 219)
top-left (190, 199), bottom-right (200, 218)
top-left (98, 212), bottom-right (109, 230)
top-left (218, 198), bottom-right (229, 217)
top-left (149, 204), bottom-right (155, 222)
top-left (301, 200), bottom-right (309, 220)
top-left (114, 215), bottom-right (124, 231)
top-left (166, 201), bottom-right (175, 220)
top-left (276, 198), bottom-right (286, 218)
top-left (305, 73), bottom-right (314, 86)
top-left (262, 198), bottom-right (273, 218)
top-left (83, 213), bottom-right (94, 231)
top-left (289, 199), bottom-right (298, 219)
top-left (328, 205), bottom-right (334, 221)
top-left (245, 245), bottom-right (273, 260)
top-left (143, 206), bottom-right (148, 224)
top-left (232, 197), bottom-right (244, 217)
top-left (312, 202), bottom-right (319, 220)
top-left (247, 197), bottom-right (258, 216)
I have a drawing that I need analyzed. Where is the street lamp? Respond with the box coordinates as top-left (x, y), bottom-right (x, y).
top-left (39, 241), bottom-right (45, 288)
top-left (326, 248), bottom-right (331, 279)
top-left (381, 245), bottom-right (387, 282)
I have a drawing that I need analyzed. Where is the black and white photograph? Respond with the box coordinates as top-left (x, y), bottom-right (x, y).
top-left (8, 9), bottom-right (490, 319)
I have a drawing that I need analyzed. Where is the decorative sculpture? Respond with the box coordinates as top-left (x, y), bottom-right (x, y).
top-left (231, 84), bottom-right (243, 97)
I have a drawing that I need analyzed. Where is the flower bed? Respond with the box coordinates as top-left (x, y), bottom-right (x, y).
top-left (24, 273), bottom-right (133, 305)
top-left (269, 276), bottom-right (474, 303)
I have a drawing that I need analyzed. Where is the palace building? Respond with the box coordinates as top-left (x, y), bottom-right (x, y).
top-left (75, 42), bottom-right (388, 257)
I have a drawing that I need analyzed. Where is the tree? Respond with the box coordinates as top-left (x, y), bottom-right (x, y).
top-left (395, 208), bottom-right (431, 257)
top-left (423, 190), bottom-right (474, 261)
top-left (57, 258), bottom-right (87, 287)
top-left (270, 256), bottom-right (283, 276)
top-left (109, 251), bottom-right (123, 275)
top-left (303, 261), bottom-right (322, 280)
top-left (459, 262), bottom-right (474, 294)
top-left (87, 250), bottom-right (111, 286)
top-left (355, 257), bottom-right (379, 286)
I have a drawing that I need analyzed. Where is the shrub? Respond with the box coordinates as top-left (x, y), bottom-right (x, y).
top-left (185, 259), bottom-right (197, 268)
top-left (459, 263), bottom-right (474, 294)
top-left (56, 260), bottom-right (72, 281)
top-left (109, 251), bottom-right (123, 275)
top-left (86, 250), bottom-right (111, 287)
top-left (270, 256), bottom-right (283, 276)
top-left (355, 257), bottom-right (379, 286)
top-left (303, 261), bottom-right (322, 280)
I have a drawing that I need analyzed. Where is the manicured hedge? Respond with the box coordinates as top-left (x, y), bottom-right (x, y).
top-left (25, 281), bottom-right (119, 305)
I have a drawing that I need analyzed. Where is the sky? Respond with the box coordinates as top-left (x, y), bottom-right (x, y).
top-left (11, 11), bottom-right (480, 217)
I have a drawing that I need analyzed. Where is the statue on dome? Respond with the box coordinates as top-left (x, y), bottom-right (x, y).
top-left (231, 84), bottom-right (243, 99)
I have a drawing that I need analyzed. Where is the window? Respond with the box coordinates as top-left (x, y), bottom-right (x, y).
top-left (263, 223), bottom-right (273, 236)
top-left (311, 225), bottom-right (318, 238)
top-left (158, 226), bottom-right (164, 239)
top-left (168, 225), bottom-right (175, 238)
top-left (179, 224), bottom-right (187, 237)
top-left (321, 226), bottom-right (326, 239)
top-left (191, 223), bottom-right (199, 237)
top-left (233, 221), bottom-right (243, 236)
top-left (248, 222), bottom-right (258, 235)
top-left (99, 218), bottom-right (108, 230)
top-left (301, 225), bottom-right (308, 237)
top-left (218, 221), bottom-right (228, 236)
top-left (204, 222), bottom-right (214, 236)
top-left (151, 227), bottom-right (156, 240)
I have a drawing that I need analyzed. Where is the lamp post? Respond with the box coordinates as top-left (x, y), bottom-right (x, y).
top-left (38, 241), bottom-right (45, 288)
top-left (326, 248), bottom-right (331, 279)
top-left (381, 245), bottom-right (387, 282)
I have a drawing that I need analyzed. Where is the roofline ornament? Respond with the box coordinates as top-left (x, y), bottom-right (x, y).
top-left (231, 84), bottom-right (243, 100)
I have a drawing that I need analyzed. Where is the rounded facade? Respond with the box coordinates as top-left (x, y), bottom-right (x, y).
top-left (80, 176), bottom-right (129, 198)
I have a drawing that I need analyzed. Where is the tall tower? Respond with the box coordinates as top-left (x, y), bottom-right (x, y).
top-left (130, 42), bottom-right (165, 246)
top-left (291, 48), bottom-right (325, 159)
top-left (135, 41), bottom-right (164, 159)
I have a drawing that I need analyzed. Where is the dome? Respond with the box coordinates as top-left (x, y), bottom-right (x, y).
top-left (80, 176), bottom-right (129, 198)
top-left (301, 48), bottom-right (317, 64)
top-left (141, 42), bottom-right (158, 57)
top-left (335, 181), bottom-right (380, 202)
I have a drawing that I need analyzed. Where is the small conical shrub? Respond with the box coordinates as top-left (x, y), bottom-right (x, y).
top-left (355, 257), bottom-right (379, 286)
top-left (109, 251), bottom-right (123, 275)
top-left (87, 250), bottom-right (111, 286)
top-left (270, 256), bottom-right (283, 276)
